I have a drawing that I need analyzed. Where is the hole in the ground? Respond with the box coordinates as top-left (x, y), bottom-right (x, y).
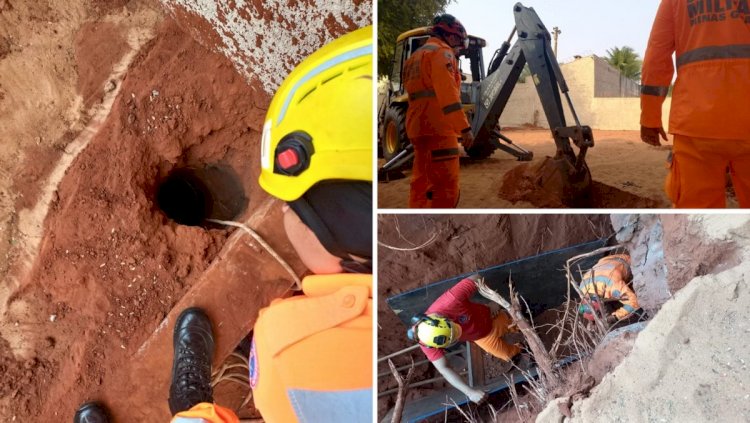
top-left (156, 164), bottom-right (247, 227)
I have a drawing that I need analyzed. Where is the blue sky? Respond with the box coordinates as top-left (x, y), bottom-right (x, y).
top-left (446, 1), bottom-right (662, 64)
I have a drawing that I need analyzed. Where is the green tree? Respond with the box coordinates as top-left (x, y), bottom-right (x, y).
top-left (605, 46), bottom-right (642, 81)
top-left (377, 0), bottom-right (454, 77)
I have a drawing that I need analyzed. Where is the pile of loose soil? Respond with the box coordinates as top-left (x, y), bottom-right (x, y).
top-left (1, 14), bottom-right (273, 421)
top-left (498, 159), bottom-right (660, 208)
top-left (377, 214), bottom-right (615, 419)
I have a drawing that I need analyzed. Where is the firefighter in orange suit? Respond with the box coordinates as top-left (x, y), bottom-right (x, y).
top-left (404, 14), bottom-right (475, 208)
top-left (578, 254), bottom-right (640, 324)
top-left (640, 0), bottom-right (750, 208)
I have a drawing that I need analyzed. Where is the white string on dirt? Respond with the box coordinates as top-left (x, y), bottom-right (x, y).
top-left (207, 218), bottom-right (302, 290)
top-left (211, 351), bottom-right (253, 411)
top-left (377, 231), bottom-right (438, 251)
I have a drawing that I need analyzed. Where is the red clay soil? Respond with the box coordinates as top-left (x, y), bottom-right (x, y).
top-left (4, 18), bottom-right (275, 421)
top-left (377, 215), bottom-right (614, 419)
top-left (499, 160), bottom-right (660, 208)
top-left (74, 20), bottom-right (130, 109)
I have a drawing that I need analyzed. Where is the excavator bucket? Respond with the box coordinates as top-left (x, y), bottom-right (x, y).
top-left (533, 156), bottom-right (592, 207)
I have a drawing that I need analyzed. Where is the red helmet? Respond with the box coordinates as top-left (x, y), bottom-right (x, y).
top-left (432, 14), bottom-right (467, 40)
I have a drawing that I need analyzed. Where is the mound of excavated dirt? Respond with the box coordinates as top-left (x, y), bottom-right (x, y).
top-left (1, 15), bottom-right (278, 421)
top-left (377, 215), bottom-right (614, 419)
top-left (499, 160), bottom-right (660, 209)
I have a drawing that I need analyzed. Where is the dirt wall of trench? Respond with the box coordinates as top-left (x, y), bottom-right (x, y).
top-left (376, 214), bottom-right (615, 419)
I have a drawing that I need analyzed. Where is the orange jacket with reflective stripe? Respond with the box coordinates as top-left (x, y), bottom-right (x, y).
top-left (250, 274), bottom-right (372, 423)
top-left (579, 254), bottom-right (640, 320)
top-left (404, 37), bottom-right (471, 138)
top-left (641, 0), bottom-right (750, 139)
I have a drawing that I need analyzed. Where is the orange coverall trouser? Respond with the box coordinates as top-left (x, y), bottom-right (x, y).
top-left (170, 403), bottom-right (238, 423)
top-left (666, 135), bottom-right (750, 208)
top-left (409, 135), bottom-right (460, 208)
top-left (474, 311), bottom-right (521, 361)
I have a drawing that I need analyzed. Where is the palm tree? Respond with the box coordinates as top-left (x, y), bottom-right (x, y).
top-left (605, 46), bottom-right (642, 81)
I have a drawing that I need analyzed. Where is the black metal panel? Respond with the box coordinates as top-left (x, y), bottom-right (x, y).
top-left (386, 238), bottom-right (608, 327)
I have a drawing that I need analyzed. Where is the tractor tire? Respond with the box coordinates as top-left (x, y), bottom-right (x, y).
top-left (465, 139), bottom-right (496, 160)
top-left (382, 105), bottom-right (409, 161)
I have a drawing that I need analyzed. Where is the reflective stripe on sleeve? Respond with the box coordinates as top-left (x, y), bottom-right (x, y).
top-left (442, 102), bottom-right (462, 114)
top-left (431, 148), bottom-right (460, 158)
top-left (408, 90), bottom-right (436, 100)
top-left (676, 44), bottom-right (750, 68)
top-left (641, 85), bottom-right (669, 97)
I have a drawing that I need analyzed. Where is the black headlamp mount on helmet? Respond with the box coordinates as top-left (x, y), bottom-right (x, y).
top-left (274, 131), bottom-right (314, 176)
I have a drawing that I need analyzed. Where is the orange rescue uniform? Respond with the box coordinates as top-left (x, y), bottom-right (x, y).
top-left (579, 254), bottom-right (639, 320)
top-left (171, 403), bottom-right (239, 423)
top-left (641, 0), bottom-right (750, 207)
top-left (404, 36), bottom-right (471, 208)
top-left (250, 273), bottom-right (372, 423)
top-left (169, 275), bottom-right (371, 423)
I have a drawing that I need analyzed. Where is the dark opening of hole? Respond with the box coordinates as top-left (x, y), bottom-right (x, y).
top-left (156, 165), bottom-right (247, 227)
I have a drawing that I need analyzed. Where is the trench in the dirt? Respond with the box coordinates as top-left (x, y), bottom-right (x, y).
top-left (376, 215), bottom-right (676, 422)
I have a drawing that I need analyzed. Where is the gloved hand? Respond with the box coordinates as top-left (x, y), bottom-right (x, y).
top-left (461, 129), bottom-right (475, 151)
top-left (468, 388), bottom-right (488, 404)
top-left (640, 126), bottom-right (668, 146)
top-left (605, 314), bottom-right (618, 325)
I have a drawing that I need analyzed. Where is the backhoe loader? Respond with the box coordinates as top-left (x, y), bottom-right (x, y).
top-left (378, 2), bottom-right (594, 206)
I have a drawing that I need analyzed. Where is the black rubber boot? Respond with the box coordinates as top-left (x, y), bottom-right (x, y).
top-left (168, 307), bottom-right (215, 415)
top-left (73, 402), bottom-right (110, 423)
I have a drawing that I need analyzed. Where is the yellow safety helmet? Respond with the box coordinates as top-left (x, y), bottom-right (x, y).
top-left (407, 314), bottom-right (463, 349)
top-left (259, 25), bottom-right (373, 202)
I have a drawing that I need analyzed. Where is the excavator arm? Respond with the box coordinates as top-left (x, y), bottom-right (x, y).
top-left (473, 2), bottom-right (593, 174)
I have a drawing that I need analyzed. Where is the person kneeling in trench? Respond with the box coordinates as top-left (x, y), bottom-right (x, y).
top-left (72, 26), bottom-right (373, 423)
top-left (408, 274), bottom-right (524, 404)
top-left (578, 253), bottom-right (643, 328)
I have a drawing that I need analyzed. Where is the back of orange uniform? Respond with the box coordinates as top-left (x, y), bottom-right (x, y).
top-left (403, 36), bottom-right (471, 138)
top-left (249, 274), bottom-right (372, 423)
top-left (579, 254), bottom-right (639, 320)
top-left (641, 0), bottom-right (750, 139)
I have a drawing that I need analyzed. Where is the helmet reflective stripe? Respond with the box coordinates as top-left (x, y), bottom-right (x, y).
top-left (276, 44), bottom-right (373, 126)
top-left (261, 119), bottom-right (272, 170)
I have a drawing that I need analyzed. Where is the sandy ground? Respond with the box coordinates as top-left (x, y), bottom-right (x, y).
top-left (378, 129), bottom-right (673, 209)
top-left (376, 214), bottom-right (614, 420)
